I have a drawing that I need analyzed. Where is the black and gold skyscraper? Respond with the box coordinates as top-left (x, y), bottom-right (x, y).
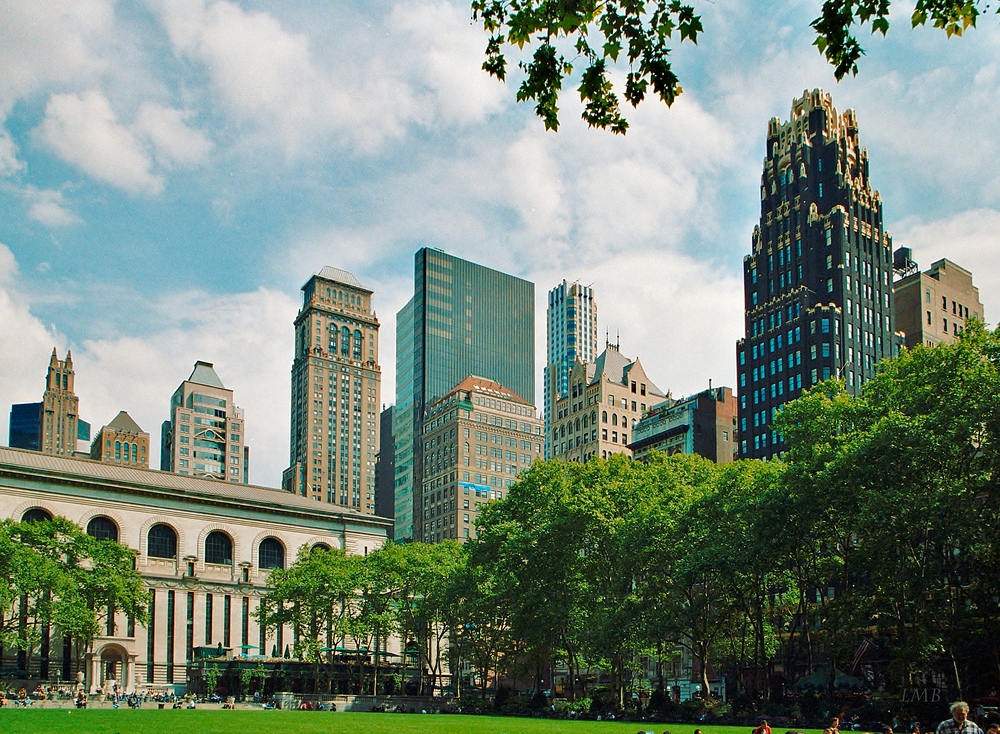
top-left (736, 90), bottom-right (895, 460)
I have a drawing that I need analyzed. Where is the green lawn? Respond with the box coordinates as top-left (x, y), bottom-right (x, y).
top-left (0, 710), bottom-right (799, 734)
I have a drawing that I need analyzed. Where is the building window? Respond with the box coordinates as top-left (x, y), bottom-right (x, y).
top-left (87, 516), bottom-right (119, 542)
top-left (205, 531), bottom-right (233, 565)
top-left (258, 538), bottom-right (285, 570)
top-left (147, 524), bottom-right (178, 559)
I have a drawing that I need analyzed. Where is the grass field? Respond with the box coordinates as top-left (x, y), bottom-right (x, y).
top-left (0, 710), bottom-right (813, 734)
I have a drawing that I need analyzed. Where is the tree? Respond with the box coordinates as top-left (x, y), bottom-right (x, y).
top-left (0, 516), bottom-right (148, 673)
top-left (471, 0), bottom-right (996, 133)
top-left (257, 545), bottom-right (361, 693)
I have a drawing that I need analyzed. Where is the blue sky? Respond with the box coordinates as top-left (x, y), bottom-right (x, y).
top-left (1, 0), bottom-right (998, 488)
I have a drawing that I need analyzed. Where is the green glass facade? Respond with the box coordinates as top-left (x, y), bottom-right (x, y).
top-left (393, 248), bottom-right (534, 540)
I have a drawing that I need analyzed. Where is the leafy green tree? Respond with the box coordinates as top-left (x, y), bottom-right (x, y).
top-left (0, 516), bottom-right (147, 663)
top-left (472, 0), bottom-right (996, 132)
top-left (257, 545), bottom-right (361, 693)
top-left (774, 322), bottom-right (1000, 696)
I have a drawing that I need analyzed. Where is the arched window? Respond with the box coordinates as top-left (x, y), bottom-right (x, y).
top-left (602, 411), bottom-right (607, 423)
top-left (147, 524), bottom-right (178, 559)
top-left (22, 508), bottom-right (53, 523)
top-left (612, 414), bottom-right (618, 426)
top-left (352, 330), bottom-right (363, 359)
top-left (114, 440), bottom-right (121, 460)
top-left (329, 325), bottom-right (338, 351)
top-left (131, 444), bottom-right (138, 462)
top-left (258, 538), bottom-right (285, 569)
top-left (311, 543), bottom-right (331, 553)
top-left (341, 327), bottom-right (350, 355)
top-left (87, 516), bottom-right (119, 542)
top-left (205, 531), bottom-right (233, 565)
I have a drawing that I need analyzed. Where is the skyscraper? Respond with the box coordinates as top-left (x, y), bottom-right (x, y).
top-left (736, 90), bottom-right (895, 460)
top-left (544, 280), bottom-right (598, 458)
top-left (8, 349), bottom-right (90, 454)
top-left (161, 361), bottom-right (249, 482)
top-left (421, 376), bottom-right (542, 543)
top-left (394, 248), bottom-right (534, 541)
top-left (282, 267), bottom-right (381, 511)
top-left (41, 348), bottom-right (80, 456)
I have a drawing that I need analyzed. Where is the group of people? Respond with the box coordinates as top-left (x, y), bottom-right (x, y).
top-left (747, 703), bottom-right (990, 734)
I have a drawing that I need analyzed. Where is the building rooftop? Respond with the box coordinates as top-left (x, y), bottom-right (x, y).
top-left (105, 410), bottom-right (145, 435)
top-left (316, 266), bottom-right (365, 290)
top-left (187, 361), bottom-right (226, 389)
top-left (450, 375), bottom-right (531, 405)
top-left (0, 446), bottom-right (389, 528)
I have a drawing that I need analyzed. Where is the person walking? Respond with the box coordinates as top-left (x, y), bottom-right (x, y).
top-left (937, 702), bottom-right (984, 734)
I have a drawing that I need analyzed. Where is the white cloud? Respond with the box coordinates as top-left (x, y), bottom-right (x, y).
top-left (36, 90), bottom-right (163, 195)
top-left (0, 129), bottom-right (23, 177)
top-left (136, 103), bottom-right (214, 168)
top-left (0, 244), bottom-right (67, 443)
top-left (0, 0), bottom-right (113, 115)
top-left (388, 1), bottom-right (507, 125)
top-left (893, 209), bottom-right (1000, 325)
top-left (153, 0), bottom-right (415, 155)
top-left (25, 188), bottom-right (82, 228)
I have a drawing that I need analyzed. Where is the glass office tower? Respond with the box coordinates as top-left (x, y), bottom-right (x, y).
top-left (393, 248), bottom-right (534, 540)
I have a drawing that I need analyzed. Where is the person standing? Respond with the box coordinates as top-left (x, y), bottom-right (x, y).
top-left (937, 702), bottom-right (984, 734)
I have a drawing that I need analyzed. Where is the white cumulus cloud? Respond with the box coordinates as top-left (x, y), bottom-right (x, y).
top-left (25, 188), bottom-right (83, 228)
top-left (36, 90), bottom-right (163, 195)
top-left (136, 103), bottom-right (214, 168)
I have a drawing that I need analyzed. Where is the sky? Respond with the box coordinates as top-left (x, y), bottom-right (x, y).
top-left (1, 0), bottom-right (998, 489)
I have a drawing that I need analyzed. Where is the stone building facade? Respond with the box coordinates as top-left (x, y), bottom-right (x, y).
top-left (421, 376), bottom-right (542, 543)
top-left (550, 343), bottom-right (666, 463)
top-left (0, 446), bottom-right (390, 694)
top-left (893, 257), bottom-right (985, 349)
top-left (283, 267), bottom-right (381, 512)
top-left (629, 386), bottom-right (738, 463)
top-left (90, 411), bottom-right (150, 468)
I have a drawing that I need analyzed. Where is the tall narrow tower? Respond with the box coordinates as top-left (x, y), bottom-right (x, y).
top-left (394, 248), bottom-right (534, 541)
top-left (736, 90), bottom-right (895, 460)
top-left (544, 281), bottom-right (598, 458)
top-left (41, 348), bottom-right (79, 456)
top-left (283, 267), bottom-right (381, 511)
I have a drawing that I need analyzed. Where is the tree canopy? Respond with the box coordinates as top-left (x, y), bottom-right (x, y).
top-left (471, 0), bottom-right (996, 132)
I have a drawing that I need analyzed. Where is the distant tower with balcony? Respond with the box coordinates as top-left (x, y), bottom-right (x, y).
top-left (160, 361), bottom-right (249, 483)
top-left (545, 280), bottom-right (598, 458)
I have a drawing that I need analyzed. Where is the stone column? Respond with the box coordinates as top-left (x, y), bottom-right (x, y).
top-left (125, 655), bottom-right (136, 693)
top-left (89, 654), bottom-right (101, 694)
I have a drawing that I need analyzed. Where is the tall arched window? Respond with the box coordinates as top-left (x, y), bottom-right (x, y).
top-left (612, 414), bottom-right (618, 426)
top-left (87, 516), bottom-right (119, 542)
top-left (258, 538), bottom-right (285, 569)
top-left (341, 327), bottom-right (350, 356)
top-left (602, 411), bottom-right (607, 423)
top-left (114, 440), bottom-right (121, 460)
top-left (205, 531), bottom-right (233, 565)
top-left (352, 330), bottom-right (362, 360)
top-left (147, 524), bottom-right (178, 559)
top-left (22, 508), bottom-right (53, 523)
